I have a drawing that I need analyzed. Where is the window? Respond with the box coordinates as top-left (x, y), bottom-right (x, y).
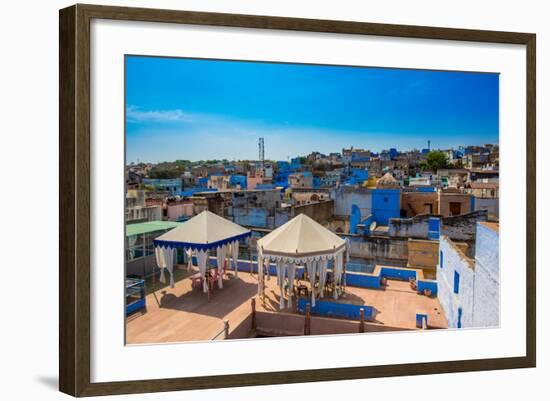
top-left (440, 251), bottom-right (443, 269)
top-left (453, 271), bottom-right (460, 294)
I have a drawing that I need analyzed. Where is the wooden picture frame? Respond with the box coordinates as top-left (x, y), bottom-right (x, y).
top-left (59, 3), bottom-right (536, 397)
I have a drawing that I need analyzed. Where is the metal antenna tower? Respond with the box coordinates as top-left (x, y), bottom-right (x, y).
top-left (259, 137), bottom-right (265, 174)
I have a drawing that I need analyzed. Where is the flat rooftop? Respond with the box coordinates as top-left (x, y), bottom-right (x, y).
top-left (480, 221), bottom-right (499, 232)
top-left (126, 265), bottom-right (447, 344)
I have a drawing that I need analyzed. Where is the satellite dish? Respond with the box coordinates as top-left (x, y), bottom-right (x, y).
top-left (369, 221), bottom-right (377, 232)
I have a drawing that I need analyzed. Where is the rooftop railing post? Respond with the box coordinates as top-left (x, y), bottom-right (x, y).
top-left (224, 320), bottom-right (230, 339)
top-left (304, 303), bottom-right (311, 335)
top-left (251, 298), bottom-right (256, 330)
top-left (359, 308), bottom-right (365, 333)
top-left (249, 242), bottom-right (253, 275)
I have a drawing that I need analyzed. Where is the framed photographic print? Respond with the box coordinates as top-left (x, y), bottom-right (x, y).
top-left (59, 4), bottom-right (536, 397)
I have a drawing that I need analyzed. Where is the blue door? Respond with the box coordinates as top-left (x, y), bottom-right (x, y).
top-left (457, 307), bottom-right (463, 328)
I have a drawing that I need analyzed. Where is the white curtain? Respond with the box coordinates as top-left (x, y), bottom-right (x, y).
top-left (128, 235), bottom-right (137, 260)
top-left (265, 257), bottom-right (271, 280)
top-left (155, 246), bottom-right (166, 284)
top-left (231, 240), bottom-right (239, 277)
top-left (162, 247), bottom-right (175, 288)
top-left (216, 245), bottom-right (227, 288)
top-left (306, 260), bottom-right (317, 307)
top-left (344, 240), bottom-right (350, 288)
top-left (318, 259), bottom-right (328, 298)
top-left (334, 252), bottom-right (343, 299)
top-left (276, 261), bottom-right (286, 310)
top-left (287, 264), bottom-right (297, 307)
top-left (186, 248), bottom-right (193, 272)
top-left (257, 249), bottom-right (263, 296)
top-left (197, 249), bottom-right (209, 293)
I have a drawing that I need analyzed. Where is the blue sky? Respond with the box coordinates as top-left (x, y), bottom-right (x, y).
top-left (126, 56), bottom-right (499, 163)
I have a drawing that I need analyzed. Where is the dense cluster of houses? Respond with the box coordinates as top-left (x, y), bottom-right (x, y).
top-left (125, 144), bottom-right (499, 330)
top-left (126, 144), bottom-right (498, 228)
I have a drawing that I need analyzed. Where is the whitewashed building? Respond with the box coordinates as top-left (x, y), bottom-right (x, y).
top-left (437, 222), bottom-right (499, 328)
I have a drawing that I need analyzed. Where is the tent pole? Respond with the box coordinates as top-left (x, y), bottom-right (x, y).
top-left (152, 252), bottom-right (160, 307)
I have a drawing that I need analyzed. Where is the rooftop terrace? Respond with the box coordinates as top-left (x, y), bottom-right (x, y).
top-left (126, 263), bottom-right (447, 344)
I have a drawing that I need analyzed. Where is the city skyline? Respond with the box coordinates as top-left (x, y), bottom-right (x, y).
top-left (126, 56), bottom-right (499, 163)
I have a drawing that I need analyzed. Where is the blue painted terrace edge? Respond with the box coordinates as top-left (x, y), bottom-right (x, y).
top-left (297, 298), bottom-right (374, 321)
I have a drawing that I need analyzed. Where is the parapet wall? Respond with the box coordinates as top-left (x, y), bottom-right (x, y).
top-left (292, 199), bottom-right (334, 223)
top-left (387, 210), bottom-right (488, 242)
top-left (346, 235), bottom-right (409, 266)
top-left (407, 239), bottom-right (439, 270)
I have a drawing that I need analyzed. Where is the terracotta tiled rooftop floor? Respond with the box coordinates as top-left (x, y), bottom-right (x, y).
top-left (126, 266), bottom-right (447, 344)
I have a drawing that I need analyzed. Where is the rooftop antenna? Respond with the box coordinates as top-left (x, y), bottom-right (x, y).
top-left (259, 137), bottom-right (265, 175)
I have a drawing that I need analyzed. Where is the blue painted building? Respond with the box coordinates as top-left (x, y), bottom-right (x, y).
top-left (180, 187), bottom-right (217, 197)
top-left (229, 174), bottom-right (247, 189)
top-left (290, 157), bottom-right (302, 170)
top-left (277, 160), bottom-right (291, 172)
top-left (312, 176), bottom-right (321, 189)
top-left (197, 177), bottom-right (209, 187)
top-left (372, 189), bottom-right (401, 225)
top-left (142, 178), bottom-right (182, 195)
top-left (351, 168), bottom-right (368, 182)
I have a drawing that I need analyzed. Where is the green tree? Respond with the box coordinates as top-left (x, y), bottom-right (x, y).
top-left (426, 151), bottom-right (450, 172)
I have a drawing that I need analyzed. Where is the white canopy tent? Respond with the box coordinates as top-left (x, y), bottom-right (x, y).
top-left (153, 211), bottom-right (251, 293)
top-left (257, 214), bottom-right (348, 309)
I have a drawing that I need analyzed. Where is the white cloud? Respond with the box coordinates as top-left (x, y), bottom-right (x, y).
top-left (126, 106), bottom-right (192, 123)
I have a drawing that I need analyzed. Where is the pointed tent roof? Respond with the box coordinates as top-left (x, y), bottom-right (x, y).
top-left (257, 213), bottom-right (346, 258)
top-left (153, 210), bottom-right (251, 251)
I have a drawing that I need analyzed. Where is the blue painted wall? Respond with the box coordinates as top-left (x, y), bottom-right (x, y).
top-left (345, 266), bottom-right (422, 289)
top-left (232, 207), bottom-right (269, 227)
top-left (417, 280), bottom-right (438, 296)
top-left (416, 312), bottom-right (428, 328)
top-left (297, 298), bottom-right (374, 321)
top-left (380, 266), bottom-right (417, 281)
top-left (197, 177), bottom-right (209, 187)
top-left (428, 217), bottom-right (441, 240)
top-left (372, 189), bottom-right (401, 225)
top-left (229, 175), bottom-right (247, 188)
top-left (351, 168), bottom-right (368, 181)
top-left (345, 272), bottom-right (382, 289)
top-left (349, 204), bottom-right (362, 234)
top-left (290, 158), bottom-right (302, 170)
